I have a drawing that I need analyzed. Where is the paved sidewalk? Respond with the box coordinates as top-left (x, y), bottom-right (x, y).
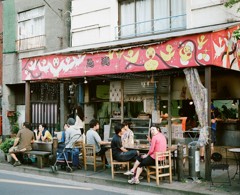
top-left (0, 158), bottom-right (239, 195)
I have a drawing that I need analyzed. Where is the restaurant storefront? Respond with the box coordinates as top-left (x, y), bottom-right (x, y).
top-left (21, 24), bottom-right (240, 146)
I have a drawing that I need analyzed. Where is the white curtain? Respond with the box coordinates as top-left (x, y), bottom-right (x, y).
top-left (184, 68), bottom-right (209, 146)
top-left (136, 0), bottom-right (151, 35)
top-left (120, 1), bottom-right (135, 37)
top-left (154, 0), bottom-right (170, 32)
top-left (171, 0), bottom-right (186, 30)
top-left (18, 7), bottom-right (45, 39)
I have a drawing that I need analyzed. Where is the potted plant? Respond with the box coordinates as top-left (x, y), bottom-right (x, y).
top-left (8, 111), bottom-right (20, 136)
top-left (0, 138), bottom-right (14, 162)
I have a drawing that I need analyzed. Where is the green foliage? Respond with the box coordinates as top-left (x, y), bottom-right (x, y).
top-left (8, 111), bottom-right (20, 134)
top-left (224, 0), bottom-right (240, 12)
top-left (0, 138), bottom-right (14, 153)
top-left (232, 29), bottom-right (240, 40)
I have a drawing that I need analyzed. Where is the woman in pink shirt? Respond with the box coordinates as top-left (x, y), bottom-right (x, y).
top-left (124, 126), bottom-right (167, 184)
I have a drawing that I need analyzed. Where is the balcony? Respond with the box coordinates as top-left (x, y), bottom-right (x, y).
top-left (16, 35), bottom-right (46, 51)
top-left (115, 14), bottom-right (187, 40)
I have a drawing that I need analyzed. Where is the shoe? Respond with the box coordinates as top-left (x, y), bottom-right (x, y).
top-left (128, 177), bottom-right (140, 184)
top-left (105, 164), bottom-right (111, 168)
top-left (124, 170), bottom-right (134, 176)
top-left (13, 161), bottom-right (21, 167)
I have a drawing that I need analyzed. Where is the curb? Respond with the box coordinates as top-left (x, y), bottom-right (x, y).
top-left (0, 163), bottom-right (217, 195)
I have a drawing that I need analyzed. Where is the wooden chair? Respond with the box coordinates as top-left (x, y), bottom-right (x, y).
top-left (74, 141), bottom-right (85, 166)
top-left (109, 148), bottom-right (130, 179)
top-left (83, 144), bottom-right (105, 172)
top-left (146, 150), bottom-right (172, 185)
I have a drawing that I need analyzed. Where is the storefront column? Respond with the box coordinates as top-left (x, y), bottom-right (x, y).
top-left (167, 76), bottom-right (172, 147)
top-left (60, 83), bottom-right (65, 130)
top-left (205, 66), bottom-right (212, 180)
top-left (120, 80), bottom-right (124, 123)
top-left (25, 81), bottom-right (30, 122)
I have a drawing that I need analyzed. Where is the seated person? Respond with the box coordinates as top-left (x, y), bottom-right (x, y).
top-left (9, 122), bottom-right (35, 166)
top-left (121, 121), bottom-right (134, 148)
top-left (34, 124), bottom-right (53, 142)
top-left (57, 123), bottom-right (68, 153)
top-left (111, 123), bottom-right (139, 162)
top-left (86, 119), bottom-right (111, 167)
top-left (64, 118), bottom-right (82, 169)
top-left (125, 126), bottom-right (167, 185)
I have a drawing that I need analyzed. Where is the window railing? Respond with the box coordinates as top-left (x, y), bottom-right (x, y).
top-left (16, 35), bottom-right (46, 51)
top-left (115, 14), bottom-right (186, 39)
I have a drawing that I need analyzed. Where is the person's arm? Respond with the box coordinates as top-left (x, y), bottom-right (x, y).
top-left (34, 130), bottom-right (40, 141)
top-left (120, 146), bottom-right (128, 152)
top-left (99, 140), bottom-right (111, 145)
top-left (13, 137), bottom-right (20, 147)
top-left (147, 136), bottom-right (156, 156)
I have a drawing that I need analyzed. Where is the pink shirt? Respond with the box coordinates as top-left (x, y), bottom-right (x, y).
top-left (147, 132), bottom-right (167, 160)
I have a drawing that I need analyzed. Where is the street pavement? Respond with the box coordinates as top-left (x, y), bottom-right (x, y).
top-left (0, 152), bottom-right (239, 195)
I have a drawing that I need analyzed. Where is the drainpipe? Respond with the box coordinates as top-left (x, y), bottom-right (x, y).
top-left (25, 81), bottom-right (31, 123)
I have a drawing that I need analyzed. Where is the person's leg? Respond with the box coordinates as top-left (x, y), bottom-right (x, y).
top-left (200, 146), bottom-right (204, 162)
top-left (97, 147), bottom-right (109, 165)
top-left (9, 147), bottom-right (21, 166)
top-left (128, 156), bottom-right (155, 184)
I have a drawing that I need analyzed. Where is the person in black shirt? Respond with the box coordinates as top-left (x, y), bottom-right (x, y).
top-left (111, 123), bottom-right (139, 162)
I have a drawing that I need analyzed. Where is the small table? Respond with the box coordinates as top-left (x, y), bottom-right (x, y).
top-left (228, 148), bottom-right (240, 184)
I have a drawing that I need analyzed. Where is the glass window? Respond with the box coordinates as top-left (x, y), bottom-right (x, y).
top-left (119, 0), bottom-right (186, 38)
top-left (17, 7), bottom-right (45, 50)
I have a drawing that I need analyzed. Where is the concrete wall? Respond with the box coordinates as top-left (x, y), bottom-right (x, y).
top-left (71, 0), bottom-right (118, 46)
top-left (2, 0), bottom-right (71, 135)
top-left (189, 0), bottom-right (240, 28)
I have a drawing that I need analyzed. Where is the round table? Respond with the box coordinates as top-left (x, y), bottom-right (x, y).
top-left (228, 148), bottom-right (240, 184)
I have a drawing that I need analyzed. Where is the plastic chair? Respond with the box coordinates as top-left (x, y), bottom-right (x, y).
top-left (210, 147), bottom-right (231, 186)
top-left (83, 144), bottom-right (105, 172)
top-left (146, 150), bottom-right (172, 185)
top-left (109, 148), bottom-right (130, 179)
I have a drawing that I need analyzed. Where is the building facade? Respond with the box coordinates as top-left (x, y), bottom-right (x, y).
top-left (2, 0), bottom-right (240, 140)
top-left (2, 0), bottom-right (71, 135)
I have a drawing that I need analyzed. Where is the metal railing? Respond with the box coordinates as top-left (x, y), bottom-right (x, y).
top-left (115, 14), bottom-right (186, 39)
top-left (16, 35), bottom-right (46, 51)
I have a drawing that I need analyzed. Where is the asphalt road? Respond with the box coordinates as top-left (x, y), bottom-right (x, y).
top-left (0, 170), bottom-right (158, 195)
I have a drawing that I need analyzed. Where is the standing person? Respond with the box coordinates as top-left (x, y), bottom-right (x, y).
top-left (211, 106), bottom-right (217, 154)
top-left (74, 105), bottom-right (85, 135)
top-left (9, 122), bottom-right (35, 166)
top-left (65, 118), bottom-right (82, 169)
top-left (125, 126), bottom-right (167, 185)
top-left (86, 119), bottom-right (111, 167)
top-left (34, 124), bottom-right (52, 142)
top-left (121, 121), bottom-right (134, 148)
top-left (111, 123), bottom-right (139, 162)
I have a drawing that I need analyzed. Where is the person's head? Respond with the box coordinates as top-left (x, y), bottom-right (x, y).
top-left (75, 105), bottom-right (84, 121)
top-left (122, 121), bottom-right (129, 130)
top-left (39, 124), bottom-right (47, 131)
top-left (63, 123), bottom-right (68, 130)
top-left (23, 122), bottom-right (31, 130)
top-left (67, 118), bottom-right (76, 126)
top-left (89, 119), bottom-right (99, 130)
top-left (114, 123), bottom-right (125, 136)
top-left (150, 126), bottom-right (159, 136)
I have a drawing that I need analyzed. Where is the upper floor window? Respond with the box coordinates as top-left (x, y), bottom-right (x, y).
top-left (118, 0), bottom-right (186, 39)
top-left (17, 7), bottom-right (45, 51)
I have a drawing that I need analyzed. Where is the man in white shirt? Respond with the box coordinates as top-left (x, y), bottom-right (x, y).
top-left (86, 119), bottom-right (111, 167)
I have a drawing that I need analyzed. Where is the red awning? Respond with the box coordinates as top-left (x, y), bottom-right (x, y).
top-left (21, 25), bottom-right (240, 81)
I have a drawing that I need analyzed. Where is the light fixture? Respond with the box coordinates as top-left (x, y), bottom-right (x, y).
top-left (177, 100), bottom-right (181, 109)
top-left (84, 77), bottom-right (88, 84)
top-left (189, 101), bottom-right (194, 105)
top-left (163, 105), bottom-right (167, 108)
